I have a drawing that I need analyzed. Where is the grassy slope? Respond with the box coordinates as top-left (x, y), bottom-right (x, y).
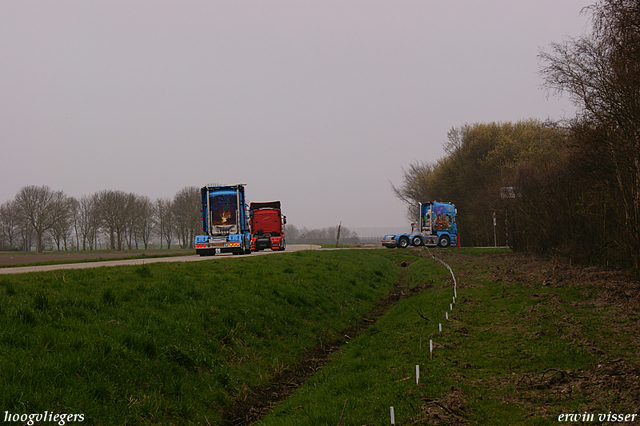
top-left (259, 248), bottom-right (640, 425)
top-left (257, 251), bottom-right (456, 425)
top-left (2, 248), bottom-right (638, 425)
top-left (0, 250), bottom-right (403, 425)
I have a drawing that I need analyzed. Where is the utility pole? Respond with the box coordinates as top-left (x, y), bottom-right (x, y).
top-left (493, 211), bottom-right (497, 247)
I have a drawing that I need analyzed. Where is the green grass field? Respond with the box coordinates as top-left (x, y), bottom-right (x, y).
top-left (0, 249), bottom-right (405, 425)
top-left (258, 248), bottom-right (639, 425)
top-left (0, 248), bottom-right (637, 425)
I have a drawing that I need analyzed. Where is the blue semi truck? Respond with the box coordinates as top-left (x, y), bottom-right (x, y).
top-left (382, 201), bottom-right (458, 249)
top-left (194, 184), bottom-right (252, 256)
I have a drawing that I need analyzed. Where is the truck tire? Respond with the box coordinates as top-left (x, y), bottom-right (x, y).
top-left (438, 235), bottom-right (450, 248)
top-left (412, 236), bottom-right (422, 247)
top-left (398, 236), bottom-right (410, 248)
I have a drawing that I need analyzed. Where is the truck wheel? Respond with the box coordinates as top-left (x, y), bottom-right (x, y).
top-left (398, 236), bottom-right (409, 248)
top-left (438, 235), bottom-right (450, 248)
top-left (412, 236), bottom-right (422, 247)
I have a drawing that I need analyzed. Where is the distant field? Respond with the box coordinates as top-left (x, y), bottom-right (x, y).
top-left (0, 248), bottom-right (637, 425)
top-left (0, 248), bottom-right (194, 268)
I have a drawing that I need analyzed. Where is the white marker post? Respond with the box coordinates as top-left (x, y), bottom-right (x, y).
top-left (390, 406), bottom-right (395, 425)
top-left (430, 339), bottom-right (433, 360)
top-left (446, 312), bottom-right (449, 320)
top-left (450, 303), bottom-right (453, 311)
top-left (416, 365), bottom-right (420, 385)
top-left (439, 323), bottom-right (442, 336)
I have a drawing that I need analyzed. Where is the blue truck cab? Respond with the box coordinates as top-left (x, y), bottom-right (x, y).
top-left (382, 201), bottom-right (458, 249)
top-left (195, 184), bottom-right (252, 256)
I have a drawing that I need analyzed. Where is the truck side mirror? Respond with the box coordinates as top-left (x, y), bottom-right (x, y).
top-left (283, 216), bottom-right (287, 224)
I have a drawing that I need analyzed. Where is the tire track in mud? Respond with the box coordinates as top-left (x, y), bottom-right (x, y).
top-left (220, 259), bottom-right (432, 425)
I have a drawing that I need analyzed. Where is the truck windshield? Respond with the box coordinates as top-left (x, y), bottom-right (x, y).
top-left (210, 194), bottom-right (237, 226)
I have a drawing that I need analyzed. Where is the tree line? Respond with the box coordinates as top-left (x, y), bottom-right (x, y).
top-left (0, 185), bottom-right (360, 252)
top-left (0, 186), bottom-right (201, 252)
top-left (393, 1), bottom-right (640, 275)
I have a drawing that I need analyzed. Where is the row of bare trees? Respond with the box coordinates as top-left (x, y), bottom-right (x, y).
top-left (285, 224), bottom-right (359, 244)
top-left (0, 186), bottom-right (201, 252)
top-left (393, 0), bottom-right (640, 275)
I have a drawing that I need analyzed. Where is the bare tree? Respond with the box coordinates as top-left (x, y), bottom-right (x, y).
top-left (172, 187), bottom-right (200, 249)
top-left (94, 189), bottom-right (132, 251)
top-left (284, 223), bottom-right (301, 241)
top-left (74, 194), bottom-right (100, 250)
top-left (17, 212), bottom-right (34, 252)
top-left (49, 197), bottom-right (75, 250)
top-left (0, 200), bottom-right (20, 250)
top-left (391, 161), bottom-right (437, 223)
top-left (134, 195), bottom-right (155, 249)
top-left (68, 197), bottom-right (80, 250)
top-left (14, 185), bottom-right (69, 253)
top-left (156, 198), bottom-right (174, 249)
top-left (123, 193), bottom-right (138, 250)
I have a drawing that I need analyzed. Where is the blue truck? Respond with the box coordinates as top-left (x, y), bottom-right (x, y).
top-left (382, 201), bottom-right (458, 249)
top-left (194, 184), bottom-right (252, 256)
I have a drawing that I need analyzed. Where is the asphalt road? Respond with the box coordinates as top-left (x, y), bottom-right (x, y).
top-left (0, 244), bottom-right (322, 275)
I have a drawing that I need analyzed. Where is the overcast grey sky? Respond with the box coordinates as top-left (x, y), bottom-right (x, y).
top-left (1, 1), bottom-right (591, 234)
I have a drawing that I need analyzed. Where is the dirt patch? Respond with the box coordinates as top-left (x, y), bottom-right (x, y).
top-left (507, 358), bottom-right (640, 417)
top-left (438, 250), bottom-right (640, 314)
top-left (417, 385), bottom-right (472, 425)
